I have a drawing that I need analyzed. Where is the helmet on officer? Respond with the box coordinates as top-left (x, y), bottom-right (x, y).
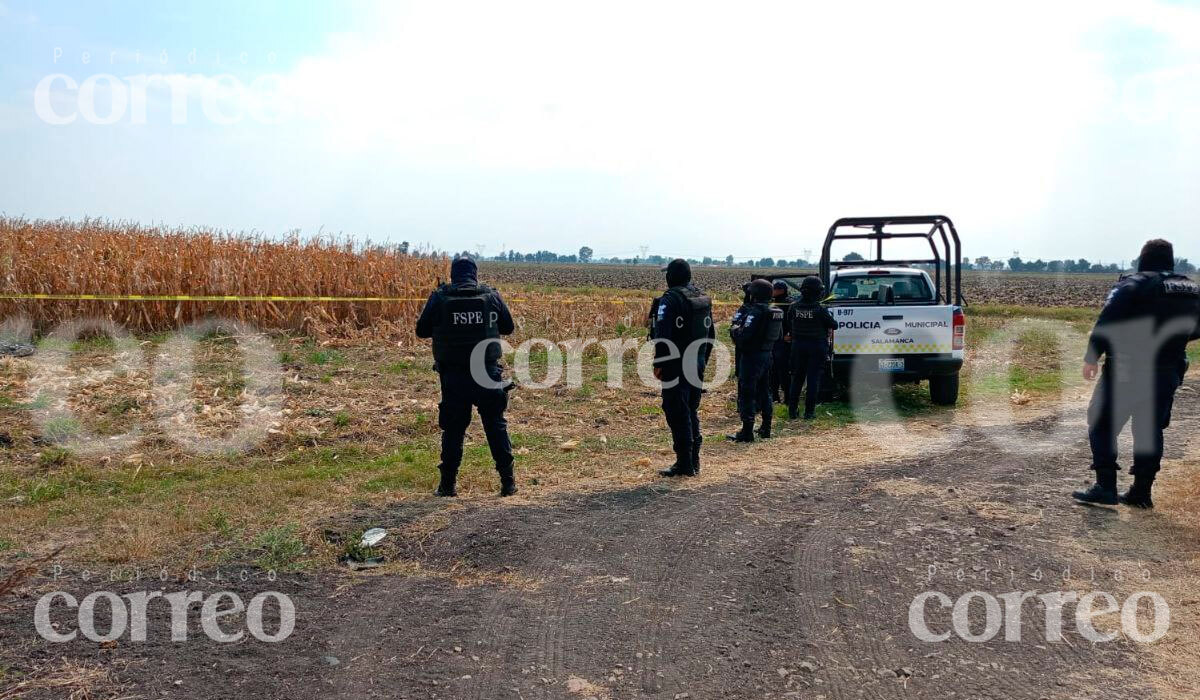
top-left (749, 279), bottom-right (773, 302)
top-left (799, 275), bottom-right (824, 301)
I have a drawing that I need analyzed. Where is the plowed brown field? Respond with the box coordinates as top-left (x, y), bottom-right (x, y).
top-left (485, 263), bottom-right (1115, 308)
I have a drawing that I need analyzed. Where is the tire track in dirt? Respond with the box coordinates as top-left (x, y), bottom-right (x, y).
top-left (6, 384), bottom-right (1195, 699)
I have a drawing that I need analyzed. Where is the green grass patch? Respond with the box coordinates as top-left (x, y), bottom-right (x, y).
top-left (0, 393), bottom-right (41, 412)
top-left (24, 480), bottom-right (68, 504)
top-left (252, 524), bottom-right (307, 571)
top-left (37, 447), bottom-right (73, 468)
top-left (339, 529), bottom-right (383, 563)
top-left (307, 349), bottom-right (345, 366)
top-left (42, 417), bottom-right (82, 443)
top-left (969, 304), bottom-right (1098, 323)
top-left (383, 360), bottom-right (413, 374)
top-left (69, 335), bottom-right (118, 353)
top-left (969, 366), bottom-right (1066, 396)
top-left (105, 396), bottom-right (140, 416)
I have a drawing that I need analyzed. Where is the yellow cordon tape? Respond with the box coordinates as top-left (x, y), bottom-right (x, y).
top-left (0, 293), bottom-right (743, 306)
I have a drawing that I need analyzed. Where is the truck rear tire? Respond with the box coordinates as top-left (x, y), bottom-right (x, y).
top-left (930, 373), bottom-right (960, 406)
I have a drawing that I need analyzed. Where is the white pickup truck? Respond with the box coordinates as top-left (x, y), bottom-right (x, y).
top-left (819, 216), bottom-right (967, 405)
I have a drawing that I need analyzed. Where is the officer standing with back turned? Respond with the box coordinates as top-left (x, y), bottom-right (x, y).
top-left (653, 259), bottom-right (716, 478)
top-left (416, 257), bottom-right (519, 497)
top-left (787, 276), bottom-right (838, 420)
top-left (769, 280), bottom-right (796, 404)
top-left (729, 279), bottom-right (783, 442)
top-left (1072, 239), bottom-right (1200, 509)
top-left (729, 282), bottom-right (753, 379)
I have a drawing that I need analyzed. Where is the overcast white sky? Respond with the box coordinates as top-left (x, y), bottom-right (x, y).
top-left (3, 0), bottom-right (1200, 264)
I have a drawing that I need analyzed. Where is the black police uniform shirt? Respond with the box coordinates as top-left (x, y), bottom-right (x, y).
top-left (789, 300), bottom-right (838, 341)
top-left (1085, 271), bottom-right (1200, 377)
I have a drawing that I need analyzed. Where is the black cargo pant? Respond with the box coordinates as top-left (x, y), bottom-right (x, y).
top-left (788, 338), bottom-right (828, 417)
top-left (738, 350), bottom-right (773, 428)
top-left (661, 360), bottom-right (707, 467)
top-left (437, 364), bottom-right (513, 481)
top-left (770, 340), bottom-right (791, 402)
top-left (1087, 367), bottom-right (1182, 478)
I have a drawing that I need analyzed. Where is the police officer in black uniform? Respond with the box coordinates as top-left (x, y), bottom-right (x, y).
top-left (653, 259), bottom-right (716, 477)
top-left (769, 280), bottom-right (796, 404)
top-left (1073, 240), bottom-right (1200, 509)
top-left (787, 276), bottom-right (838, 420)
top-left (416, 257), bottom-right (518, 497)
top-left (729, 279), bottom-right (783, 442)
top-left (729, 283), bottom-right (753, 378)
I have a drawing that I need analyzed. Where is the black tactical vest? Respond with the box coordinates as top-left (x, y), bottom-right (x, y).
top-left (750, 302), bottom-right (784, 351)
top-left (790, 301), bottom-right (828, 340)
top-left (1148, 273), bottom-right (1200, 369)
top-left (666, 286), bottom-right (714, 345)
top-left (432, 284), bottom-right (501, 365)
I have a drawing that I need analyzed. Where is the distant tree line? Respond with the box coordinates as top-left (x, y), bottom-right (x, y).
top-left (445, 244), bottom-right (1195, 275)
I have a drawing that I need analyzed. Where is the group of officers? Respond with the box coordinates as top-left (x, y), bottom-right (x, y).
top-left (417, 241), bottom-right (1198, 511)
top-left (645, 259), bottom-right (836, 478)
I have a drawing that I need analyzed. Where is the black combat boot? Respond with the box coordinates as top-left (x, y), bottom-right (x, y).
top-left (726, 419), bottom-right (755, 443)
top-left (1119, 475), bottom-right (1155, 509)
top-left (435, 464), bottom-right (458, 497)
top-left (757, 417), bottom-right (772, 440)
top-left (1072, 468), bottom-right (1118, 506)
top-left (787, 405), bottom-right (799, 420)
top-left (659, 461), bottom-right (696, 478)
top-left (497, 462), bottom-right (518, 497)
top-left (692, 438), bottom-right (702, 475)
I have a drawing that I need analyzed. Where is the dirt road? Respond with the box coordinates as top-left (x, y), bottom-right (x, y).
top-left (3, 385), bottom-right (1198, 700)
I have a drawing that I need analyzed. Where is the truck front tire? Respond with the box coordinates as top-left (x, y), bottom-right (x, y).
top-left (929, 373), bottom-right (960, 406)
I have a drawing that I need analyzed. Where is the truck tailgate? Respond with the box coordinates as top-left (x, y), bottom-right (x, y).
top-left (831, 306), bottom-right (956, 355)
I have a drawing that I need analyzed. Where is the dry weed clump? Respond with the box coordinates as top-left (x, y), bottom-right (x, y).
top-left (0, 658), bottom-right (132, 700)
top-left (0, 217), bottom-right (445, 340)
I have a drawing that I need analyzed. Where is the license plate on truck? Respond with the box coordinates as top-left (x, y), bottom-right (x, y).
top-left (878, 358), bottom-right (905, 373)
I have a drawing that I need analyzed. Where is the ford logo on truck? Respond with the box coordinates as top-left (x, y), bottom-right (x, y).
top-left (884, 327), bottom-right (902, 336)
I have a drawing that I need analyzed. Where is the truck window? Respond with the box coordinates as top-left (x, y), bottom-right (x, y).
top-left (831, 274), bottom-right (934, 302)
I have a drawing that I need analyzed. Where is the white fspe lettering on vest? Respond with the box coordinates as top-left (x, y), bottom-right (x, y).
top-left (452, 311), bottom-right (484, 325)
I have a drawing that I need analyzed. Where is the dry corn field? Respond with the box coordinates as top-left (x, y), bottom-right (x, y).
top-left (2, 219), bottom-right (1104, 349)
top-left (0, 218), bottom-right (445, 340)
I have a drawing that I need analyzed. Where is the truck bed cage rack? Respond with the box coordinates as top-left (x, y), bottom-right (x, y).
top-left (818, 215), bottom-right (963, 306)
